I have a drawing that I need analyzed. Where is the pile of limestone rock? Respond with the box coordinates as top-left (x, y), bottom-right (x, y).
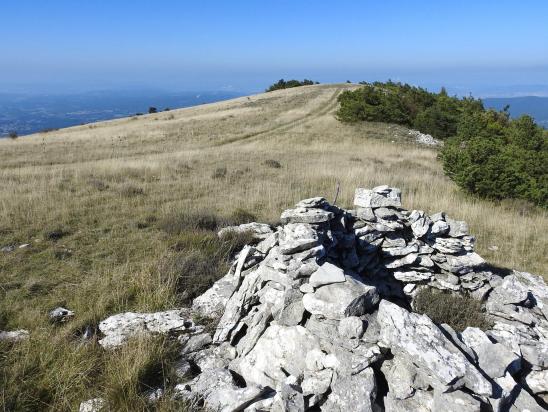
top-left (92, 185), bottom-right (547, 412)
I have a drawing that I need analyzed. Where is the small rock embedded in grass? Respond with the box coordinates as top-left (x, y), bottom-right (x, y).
top-left (49, 307), bottom-right (75, 323)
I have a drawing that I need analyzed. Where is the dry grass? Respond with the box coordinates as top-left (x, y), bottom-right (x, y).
top-left (0, 83), bottom-right (546, 410)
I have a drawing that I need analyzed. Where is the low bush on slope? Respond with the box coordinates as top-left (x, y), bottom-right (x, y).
top-left (337, 81), bottom-right (548, 207)
top-left (266, 78), bottom-right (318, 92)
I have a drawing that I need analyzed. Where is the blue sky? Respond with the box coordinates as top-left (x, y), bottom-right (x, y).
top-left (1, 0), bottom-right (547, 95)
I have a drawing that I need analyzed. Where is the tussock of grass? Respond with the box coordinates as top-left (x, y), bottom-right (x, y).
top-left (263, 159), bottom-right (282, 168)
top-left (413, 287), bottom-right (492, 332)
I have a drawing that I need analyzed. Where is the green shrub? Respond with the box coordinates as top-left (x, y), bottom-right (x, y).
top-left (266, 79), bottom-right (318, 92)
top-left (440, 113), bottom-right (547, 207)
top-left (338, 81), bottom-right (547, 207)
top-left (413, 287), bottom-right (492, 332)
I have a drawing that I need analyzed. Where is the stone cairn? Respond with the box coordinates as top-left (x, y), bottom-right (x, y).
top-left (91, 186), bottom-right (548, 412)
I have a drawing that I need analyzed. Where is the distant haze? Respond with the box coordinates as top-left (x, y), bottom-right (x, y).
top-left (1, 1), bottom-right (547, 94)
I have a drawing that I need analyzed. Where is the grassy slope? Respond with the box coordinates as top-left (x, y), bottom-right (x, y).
top-left (0, 84), bottom-right (546, 410)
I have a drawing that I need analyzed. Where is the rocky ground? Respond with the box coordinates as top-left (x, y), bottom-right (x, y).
top-left (7, 185), bottom-right (546, 411)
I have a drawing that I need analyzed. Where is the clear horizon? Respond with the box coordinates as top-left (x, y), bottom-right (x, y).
top-left (2, 0), bottom-right (547, 96)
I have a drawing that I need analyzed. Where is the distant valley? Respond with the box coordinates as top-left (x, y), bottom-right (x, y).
top-left (0, 90), bottom-right (242, 136)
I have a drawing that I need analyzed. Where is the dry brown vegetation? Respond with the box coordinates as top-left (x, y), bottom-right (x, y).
top-left (0, 83), bottom-right (546, 410)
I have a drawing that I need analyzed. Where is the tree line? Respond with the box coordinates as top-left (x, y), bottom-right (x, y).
top-left (336, 81), bottom-right (547, 207)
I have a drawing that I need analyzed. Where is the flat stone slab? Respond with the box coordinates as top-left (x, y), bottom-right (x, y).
top-left (354, 186), bottom-right (402, 208)
top-left (308, 262), bottom-right (346, 288)
top-left (280, 207), bottom-right (334, 224)
top-left (98, 310), bottom-right (193, 349)
top-left (303, 274), bottom-right (379, 320)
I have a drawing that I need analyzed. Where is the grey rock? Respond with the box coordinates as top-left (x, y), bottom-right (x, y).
top-left (356, 206), bottom-right (376, 221)
top-left (218, 222), bottom-right (273, 240)
top-left (98, 310), bottom-right (192, 348)
top-left (302, 368), bottom-right (332, 397)
top-left (280, 207), bottom-right (333, 224)
top-left (0, 329), bottom-right (29, 342)
top-left (234, 325), bottom-right (321, 388)
top-left (431, 237), bottom-right (466, 254)
top-left (438, 323), bottom-right (477, 362)
top-left (432, 389), bottom-right (482, 412)
top-left (302, 274), bottom-right (379, 320)
top-left (272, 377), bottom-right (305, 412)
top-left (520, 342), bottom-right (548, 370)
top-left (182, 367), bottom-right (267, 412)
top-left (309, 262), bottom-right (346, 288)
top-left (490, 274), bottom-right (530, 305)
top-left (338, 316), bottom-right (365, 339)
top-left (384, 389), bottom-right (433, 412)
top-left (192, 272), bottom-right (239, 318)
top-left (49, 307), bottom-right (74, 323)
top-left (79, 398), bottom-right (106, 412)
top-left (446, 217), bottom-right (469, 237)
top-left (278, 223), bottom-right (320, 255)
top-left (382, 244), bottom-right (419, 257)
top-left (275, 289), bottom-right (305, 326)
top-left (377, 300), bottom-right (492, 396)
top-left (393, 270), bottom-right (432, 282)
top-left (442, 252), bottom-right (485, 274)
top-left (354, 186), bottom-right (402, 208)
top-left (430, 220), bottom-right (449, 236)
top-left (524, 369), bottom-right (548, 395)
top-left (180, 333), bottom-right (212, 355)
top-left (381, 356), bottom-right (429, 400)
top-left (296, 197), bottom-right (328, 208)
top-left (322, 367), bottom-right (376, 412)
top-left (460, 327), bottom-right (521, 378)
top-left (409, 210), bottom-right (432, 238)
top-left (385, 253), bottom-right (419, 269)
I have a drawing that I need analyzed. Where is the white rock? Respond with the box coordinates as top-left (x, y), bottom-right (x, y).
top-left (305, 348), bottom-right (326, 371)
top-left (432, 389), bottom-right (481, 412)
top-left (98, 310), bottom-right (191, 348)
top-left (49, 307), bottom-right (74, 323)
top-left (0, 329), bottom-right (29, 342)
top-left (280, 207), bottom-right (333, 224)
top-left (460, 327), bottom-right (521, 378)
top-left (235, 325), bottom-right (321, 388)
top-left (192, 272), bottom-right (239, 317)
top-left (354, 186), bottom-right (402, 208)
top-left (79, 398), bottom-right (106, 412)
top-left (322, 367), bottom-right (376, 411)
top-left (308, 261), bottom-right (346, 288)
top-left (525, 369), bottom-right (548, 395)
top-left (393, 270), bottom-right (432, 282)
top-left (302, 368), bottom-right (333, 396)
top-left (218, 222), bottom-right (273, 240)
top-left (302, 275), bottom-right (379, 320)
top-left (338, 316), bottom-right (365, 339)
top-left (278, 223), bottom-right (319, 255)
top-left (377, 300), bottom-right (492, 396)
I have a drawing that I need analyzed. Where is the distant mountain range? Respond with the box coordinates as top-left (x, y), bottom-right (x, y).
top-left (483, 96), bottom-right (548, 128)
top-left (0, 90), bottom-right (242, 137)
